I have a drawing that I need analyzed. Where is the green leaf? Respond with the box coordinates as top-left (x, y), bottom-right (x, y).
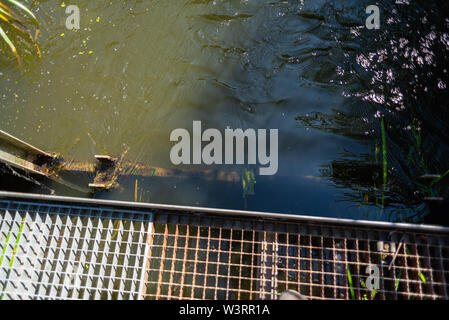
top-left (395, 269), bottom-right (402, 291)
top-left (419, 271), bottom-right (427, 284)
top-left (347, 265), bottom-right (356, 300)
top-left (430, 169), bottom-right (449, 187)
top-left (380, 117), bottom-right (387, 187)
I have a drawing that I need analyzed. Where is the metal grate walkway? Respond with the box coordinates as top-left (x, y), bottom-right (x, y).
top-left (0, 192), bottom-right (448, 300)
top-left (0, 199), bottom-right (152, 300)
top-left (146, 214), bottom-right (449, 300)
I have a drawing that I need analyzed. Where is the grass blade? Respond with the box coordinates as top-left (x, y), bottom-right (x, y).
top-left (430, 168), bottom-right (449, 187)
top-left (9, 216), bottom-right (25, 268)
top-left (419, 271), bottom-right (427, 284)
top-left (395, 269), bottom-right (402, 291)
top-left (3, 0), bottom-right (38, 25)
top-left (347, 265), bottom-right (356, 300)
top-left (0, 24), bottom-right (22, 68)
top-left (0, 231), bottom-right (11, 266)
top-left (380, 117), bottom-right (387, 188)
top-left (0, 4), bottom-right (26, 24)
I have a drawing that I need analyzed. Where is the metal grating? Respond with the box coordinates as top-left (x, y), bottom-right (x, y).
top-left (0, 193), bottom-right (449, 300)
top-left (0, 200), bottom-right (152, 300)
top-left (144, 213), bottom-right (449, 300)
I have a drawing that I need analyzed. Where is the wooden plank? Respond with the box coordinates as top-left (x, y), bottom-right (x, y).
top-left (0, 149), bottom-right (48, 177)
top-left (0, 130), bottom-right (54, 159)
top-left (94, 155), bottom-right (116, 163)
top-left (60, 160), bottom-right (241, 182)
top-left (88, 183), bottom-right (107, 189)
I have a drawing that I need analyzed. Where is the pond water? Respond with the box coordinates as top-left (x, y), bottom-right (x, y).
top-left (0, 0), bottom-right (448, 224)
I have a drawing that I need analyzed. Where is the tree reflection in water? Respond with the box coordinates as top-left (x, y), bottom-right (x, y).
top-left (296, 0), bottom-right (449, 224)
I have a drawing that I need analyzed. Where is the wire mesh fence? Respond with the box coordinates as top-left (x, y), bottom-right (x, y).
top-left (0, 194), bottom-right (448, 300)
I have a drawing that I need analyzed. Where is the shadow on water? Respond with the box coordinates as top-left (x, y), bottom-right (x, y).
top-left (184, 0), bottom-right (449, 223)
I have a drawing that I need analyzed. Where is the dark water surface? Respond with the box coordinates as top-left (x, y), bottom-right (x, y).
top-left (0, 1), bottom-right (448, 224)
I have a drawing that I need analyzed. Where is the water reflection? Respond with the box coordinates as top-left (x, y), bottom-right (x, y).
top-left (0, 0), bottom-right (448, 224)
top-left (296, 0), bottom-right (449, 223)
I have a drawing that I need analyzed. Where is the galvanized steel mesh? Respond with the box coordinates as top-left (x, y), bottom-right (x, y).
top-left (1, 195), bottom-right (448, 300)
top-left (0, 200), bottom-right (152, 300)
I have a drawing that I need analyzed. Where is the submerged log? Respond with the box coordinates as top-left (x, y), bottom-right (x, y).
top-left (60, 159), bottom-right (241, 183)
top-left (0, 130), bottom-right (241, 194)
